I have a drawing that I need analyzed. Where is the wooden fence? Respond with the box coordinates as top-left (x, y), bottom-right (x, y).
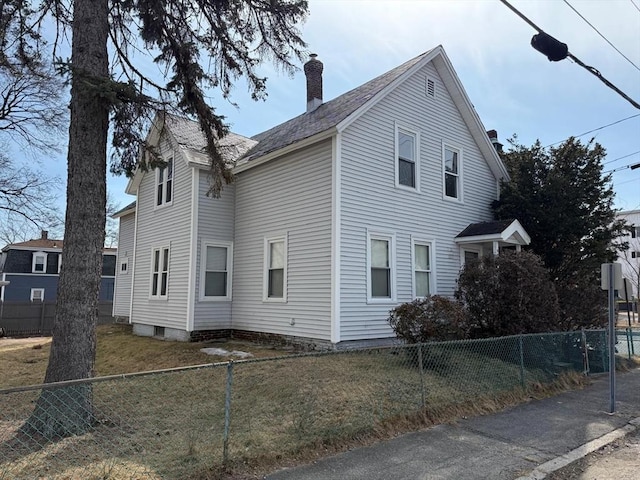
top-left (0, 302), bottom-right (114, 337)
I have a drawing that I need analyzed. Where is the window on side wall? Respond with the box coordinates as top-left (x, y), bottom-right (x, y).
top-left (413, 240), bottom-right (433, 298)
top-left (443, 145), bottom-right (462, 200)
top-left (264, 236), bottom-right (287, 302)
top-left (202, 243), bottom-right (232, 300)
top-left (156, 158), bottom-right (174, 207)
top-left (150, 246), bottom-right (170, 298)
top-left (396, 125), bottom-right (419, 190)
top-left (368, 232), bottom-right (395, 302)
top-left (30, 288), bottom-right (44, 302)
top-left (32, 251), bottom-right (47, 273)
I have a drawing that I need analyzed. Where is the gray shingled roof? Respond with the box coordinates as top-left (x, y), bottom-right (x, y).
top-left (242, 49), bottom-right (433, 163)
top-left (111, 200), bottom-right (137, 218)
top-left (456, 220), bottom-right (516, 238)
top-left (165, 114), bottom-right (258, 165)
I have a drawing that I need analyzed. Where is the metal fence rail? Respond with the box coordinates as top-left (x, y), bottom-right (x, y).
top-left (0, 329), bottom-right (621, 479)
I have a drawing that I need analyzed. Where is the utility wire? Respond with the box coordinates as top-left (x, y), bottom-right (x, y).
top-left (544, 113), bottom-right (640, 147)
top-left (499, 0), bottom-right (640, 110)
top-left (631, 0), bottom-right (640, 14)
top-left (604, 162), bottom-right (640, 174)
top-left (604, 151), bottom-right (640, 165)
top-left (563, 0), bottom-right (640, 72)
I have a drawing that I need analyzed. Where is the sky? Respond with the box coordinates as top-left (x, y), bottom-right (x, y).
top-left (18, 0), bottom-right (640, 232)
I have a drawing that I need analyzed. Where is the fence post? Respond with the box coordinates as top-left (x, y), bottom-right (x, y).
top-left (223, 361), bottom-right (234, 466)
top-left (417, 344), bottom-right (425, 408)
top-left (626, 328), bottom-right (632, 360)
top-left (39, 301), bottom-right (45, 334)
top-left (518, 335), bottom-right (525, 390)
top-left (581, 328), bottom-right (590, 375)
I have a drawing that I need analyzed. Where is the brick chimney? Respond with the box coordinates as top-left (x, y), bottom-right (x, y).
top-left (41, 230), bottom-right (48, 240)
top-left (304, 54), bottom-right (323, 113)
top-left (486, 130), bottom-right (503, 153)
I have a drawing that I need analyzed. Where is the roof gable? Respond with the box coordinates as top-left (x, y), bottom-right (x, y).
top-left (455, 219), bottom-right (531, 246)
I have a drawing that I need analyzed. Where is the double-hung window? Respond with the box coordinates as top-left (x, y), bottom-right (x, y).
top-left (367, 232), bottom-right (395, 302)
top-left (632, 226), bottom-right (638, 238)
top-left (156, 158), bottom-right (173, 207)
top-left (264, 236), bottom-right (287, 301)
top-left (443, 145), bottom-right (462, 200)
top-left (201, 242), bottom-right (232, 300)
top-left (413, 240), bottom-right (433, 298)
top-left (396, 125), bottom-right (419, 190)
top-left (32, 252), bottom-right (47, 273)
top-left (150, 246), bottom-right (170, 298)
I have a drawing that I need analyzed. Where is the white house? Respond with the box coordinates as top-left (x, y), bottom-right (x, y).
top-left (616, 210), bottom-right (640, 299)
top-left (113, 45), bottom-right (530, 348)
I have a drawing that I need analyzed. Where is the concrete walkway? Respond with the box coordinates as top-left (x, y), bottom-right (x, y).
top-left (267, 369), bottom-right (640, 480)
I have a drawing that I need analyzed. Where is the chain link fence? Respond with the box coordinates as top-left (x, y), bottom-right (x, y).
top-left (0, 329), bottom-right (622, 479)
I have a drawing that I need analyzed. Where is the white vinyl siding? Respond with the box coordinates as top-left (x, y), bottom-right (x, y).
top-left (339, 61), bottom-right (496, 341)
top-left (233, 140), bottom-right (332, 341)
top-left (130, 133), bottom-right (192, 331)
top-left (113, 212), bottom-right (135, 317)
top-left (193, 172), bottom-right (235, 330)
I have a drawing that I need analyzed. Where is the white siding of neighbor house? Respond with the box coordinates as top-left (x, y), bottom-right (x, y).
top-left (130, 133), bottom-right (193, 331)
top-left (232, 140), bottom-right (333, 341)
top-left (113, 212), bottom-right (135, 317)
top-left (339, 62), bottom-right (497, 342)
top-left (193, 169), bottom-right (235, 330)
top-left (618, 210), bottom-right (640, 298)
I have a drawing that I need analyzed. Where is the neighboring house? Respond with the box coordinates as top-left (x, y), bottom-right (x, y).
top-left (0, 231), bottom-right (117, 303)
top-left (617, 210), bottom-right (640, 299)
top-left (114, 45), bottom-right (530, 348)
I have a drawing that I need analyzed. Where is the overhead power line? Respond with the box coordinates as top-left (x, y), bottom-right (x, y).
top-left (631, 0), bottom-right (640, 14)
top-left (603, 161), bottom-right (640, 174)
top-left (544, 113), bottom-right (640, 147)
top-left (603, 150), bottom-right (640, 165)
top-left (563, 0), bottom-right (640, 72)
top-left (499, 0), bottom-right (640, 110)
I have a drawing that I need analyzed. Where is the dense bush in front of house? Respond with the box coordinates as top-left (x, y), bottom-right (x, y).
top-left (456, 250), bottom-right (561, 338)
top-left (387, 295), bottom-right (469, 344)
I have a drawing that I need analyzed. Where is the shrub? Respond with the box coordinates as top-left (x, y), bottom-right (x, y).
top-left (456, 250), bottom-right (561, 337)
top-left (387, 295), bottom-right (468, 344)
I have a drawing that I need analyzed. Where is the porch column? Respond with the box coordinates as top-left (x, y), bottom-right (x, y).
top-left (516, 244), bottom-right (522, 253)
top-left (492, 241), bottom-right (499, 256)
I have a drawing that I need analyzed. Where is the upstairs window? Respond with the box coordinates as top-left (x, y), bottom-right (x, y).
top-left (632, 226), bottom-right (638, 238)
top-left (150, 246), bottom-right (170, 298)
top-left (395, 125), bottom-right (419, 190)
top-left (443, 145), bottom-right (462, 200)
top-left (156, 158), bottom-right (174, 206)
top-left (32, 252), bottom-right (47, 273)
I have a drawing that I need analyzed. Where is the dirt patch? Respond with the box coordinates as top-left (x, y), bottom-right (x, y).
top-left (0, 336), bottom-right (51, 351)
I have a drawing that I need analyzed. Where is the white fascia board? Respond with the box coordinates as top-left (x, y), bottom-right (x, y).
top-left (336, 46), bottom-right (443, 133)
top-left (111, 205), bottom-right (136, 219)
top-left (503, 219), bottom-right (531, 245)
top-left (5, 246), bottom-right (62, 253)
top-left (431, 52), bottom-right (510, 182)
top-left (232, 128), bottom-right (337, 174)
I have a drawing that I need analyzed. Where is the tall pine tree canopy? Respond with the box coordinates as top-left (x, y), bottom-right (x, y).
top-left (493, 137), bottom-right (628, 328)
top-left (2, 0), bottom-right (310, 438)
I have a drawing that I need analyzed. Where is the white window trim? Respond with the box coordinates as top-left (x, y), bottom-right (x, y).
top-left (155, 158), bottom-right (174, 208)
top-left (395, 123), bottom-right (420, 192)
top-left (57, 254), bottom-right (62, 274)
top-left (442, 143), bottom-right (463, 203)
top-left (30, 288), bottom-right (44, 302)
top-left (411, 237), bottom-right (436, 298)
top-left (149, 246), bottom-right (170, 300)
top-left (200, 241), bottom-right (233, 301)
top-left (460, 246), bottom-right (483, 268)
top-left (120, 258), bottom-right (129, 275)
top-left (366, 230), bottom-right (396, 304)
top-left (32, 251), bottom-right (47, 274)
top-left (263, 234), bottom-right (288, 303)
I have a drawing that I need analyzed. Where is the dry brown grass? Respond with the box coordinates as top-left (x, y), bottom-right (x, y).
top-left (0, 327), bottom-right (630, 480)
top-left (0, 324), bottom-right (287, 389)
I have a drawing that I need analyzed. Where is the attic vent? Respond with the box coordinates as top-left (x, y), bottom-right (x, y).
top-left (426, 77), bottom-right (435, 98)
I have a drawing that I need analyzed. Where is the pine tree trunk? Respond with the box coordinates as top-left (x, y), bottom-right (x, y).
top-left (24, 0), bottom-right (109, 438)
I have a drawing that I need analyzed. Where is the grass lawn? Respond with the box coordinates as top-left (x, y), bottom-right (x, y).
top-left (0, 325), bottom-right (604, 480)
top-left (0, 323), bottom-right (287, 389)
